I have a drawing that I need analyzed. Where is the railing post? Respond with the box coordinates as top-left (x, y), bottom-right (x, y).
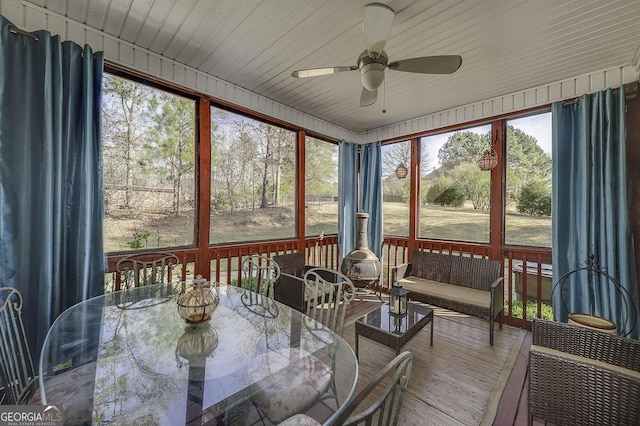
top-left (490, 120), bottom-right (505, 261)
top-left (197, 98), bottom-right (211, 279)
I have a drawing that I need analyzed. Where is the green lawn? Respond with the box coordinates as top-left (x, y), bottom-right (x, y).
top-left (104, 202), bottom-right (551, 253)
top-left (384, 202), bottom-right (551, 247)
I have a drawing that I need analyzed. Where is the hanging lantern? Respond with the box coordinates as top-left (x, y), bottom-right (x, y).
top-left (395, 163), bottom-right (409, 179)
top-left (177, 275), bottom-right (219, 324)
top-left (477, 148), bottom-right (499, 171)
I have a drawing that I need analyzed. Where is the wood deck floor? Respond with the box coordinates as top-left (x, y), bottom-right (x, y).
top-left (343, 292), bottom-right (535, 426)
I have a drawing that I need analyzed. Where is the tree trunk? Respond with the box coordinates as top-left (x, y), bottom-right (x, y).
top-left (261, 170), bottom-right (269, 209)
top-left (274, 165), bottom-right (281, 206)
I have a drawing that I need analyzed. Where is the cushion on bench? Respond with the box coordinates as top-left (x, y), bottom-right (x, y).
top-left (397, 276), bottom-right (491, 309)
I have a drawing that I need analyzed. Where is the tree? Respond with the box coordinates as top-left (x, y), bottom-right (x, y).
top-left (140, 93), bottom-right (195, 215)
top-left (437, 131), bottom-right (489, 170)
top-left (250, 124), bottom-right (295, 208)
top-left (424, 175), bottom-right (450, 204)
top-left (306, 139), bottom-right (338, 199)
top-left (217, 121), bottom-right (258, 210)
top-left (433, 185), bottom-right (466, 206)
top-left (382, 141), bottom-right (432, 178)
top-left (517, 180), bottom-right (551, 216)
top-left (451, 163), bottom-right (491, 210)
top-left (102, 75), bottom-right (154, 208)
top-left (505, 126), bottom-right (552, 196)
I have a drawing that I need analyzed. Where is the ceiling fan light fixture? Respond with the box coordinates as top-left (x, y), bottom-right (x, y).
top-left (361, 63), bottom-right (385, 91)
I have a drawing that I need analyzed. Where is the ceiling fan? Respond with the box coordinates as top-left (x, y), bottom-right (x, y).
top-left (291, 3), bottom-right (462, 107)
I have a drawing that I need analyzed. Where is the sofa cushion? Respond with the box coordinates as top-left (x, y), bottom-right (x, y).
top-left (303, 280), bottom-right (334, 302)
top-left (398, 276), bottom-right (491, 309)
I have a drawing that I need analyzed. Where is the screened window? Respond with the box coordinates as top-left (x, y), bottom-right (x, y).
top-left (504, 113), bottom-right (552, 247)
top-left (419, 125), bottom-right (491, 242)
top-left (209, 107), bottom-right (296, 244)
top-left (381, 141), bottom-right (411, 236)
top-left (102, 73), bottom-right (196, 252)
top-left (305, 137), bottom-right (338, 236)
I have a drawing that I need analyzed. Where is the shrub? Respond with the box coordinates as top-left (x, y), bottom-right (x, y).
top-left (508, 300), bottom-right (554, 321)
top-left (517, 181), bottom-right (551, 216)
top-left (433, 185), bottom-right (466, 207)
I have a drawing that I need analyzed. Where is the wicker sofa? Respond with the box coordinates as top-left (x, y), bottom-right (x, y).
top-left (528, 319), bottom-right (640, 426)
top-left (391, 250), bottom-right (504, 345)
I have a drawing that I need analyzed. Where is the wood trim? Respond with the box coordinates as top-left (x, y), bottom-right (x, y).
top-left (197, 98), bottom-right (212, 279)
top-left (490, 120), bottom-right (505, 260)
top-left (297, 131), bottom-right (306, 252)
top-left (105, 63), bottom-right (201, 99)
top-left (378, 105), bottom-right (551, 145)
top-left (408, 137), bottom-right (419, 262)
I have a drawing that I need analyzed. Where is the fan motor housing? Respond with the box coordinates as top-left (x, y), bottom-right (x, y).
top-left (358, 50), bottom-right (388, 91)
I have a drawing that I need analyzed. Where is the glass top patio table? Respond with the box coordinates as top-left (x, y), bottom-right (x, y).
top-left (38, 283), bottom-right (358, 425)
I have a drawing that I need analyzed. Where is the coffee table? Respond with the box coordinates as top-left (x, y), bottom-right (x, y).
top-left (355, 302), bottom-right (433, 358)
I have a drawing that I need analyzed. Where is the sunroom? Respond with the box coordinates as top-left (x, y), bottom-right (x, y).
top-left (1, 0), bottom-right (640, 425)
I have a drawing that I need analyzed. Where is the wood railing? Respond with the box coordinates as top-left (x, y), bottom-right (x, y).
top-left (105, 235), bottom-right (552, 329)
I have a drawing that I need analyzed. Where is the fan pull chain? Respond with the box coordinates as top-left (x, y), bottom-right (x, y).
top-left (382, 78), bottom-right (387, 114)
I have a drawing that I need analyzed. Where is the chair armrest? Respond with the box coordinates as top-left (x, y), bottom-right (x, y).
top-left (490, 277), bottom-right (504, 313)
top-left (274, 273), bottom-right (306, 313)
top-left (391, 263), bottom-right (411, 285)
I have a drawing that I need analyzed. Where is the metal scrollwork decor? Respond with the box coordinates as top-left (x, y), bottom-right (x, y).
top-left (552, 253), bottom-right (637, 337)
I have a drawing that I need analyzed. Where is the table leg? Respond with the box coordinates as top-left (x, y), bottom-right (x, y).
top-left (355, 332), bottom-right (359, 359)
top-left (430, 313), bottom-right (434, 346)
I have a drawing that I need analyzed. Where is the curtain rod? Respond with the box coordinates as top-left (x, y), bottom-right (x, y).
top-left (562, 81), bottom-right (639, 107)
top-left (9, 25), bottom-right (40, 42)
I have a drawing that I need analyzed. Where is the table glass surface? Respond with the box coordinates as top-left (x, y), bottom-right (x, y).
top-left (38, 283), bottom-right (358, 425)
top-left (357, 302), bottom-right (431, 335)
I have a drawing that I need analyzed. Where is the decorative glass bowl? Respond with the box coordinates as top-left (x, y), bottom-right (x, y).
top-left (177, 275), bottom-right (219, 324)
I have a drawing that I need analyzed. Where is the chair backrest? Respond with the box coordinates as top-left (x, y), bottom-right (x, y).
top-left (335, 351), bottom-right (413, 426)
top-left (116, 252), bottom-right (179, 288)
top-left (241, 254), bottom-right (280, 298)
top-left (272, 252), bottom-right (306, 277)
top-left (304, 268), bottom-right (355, 335)
top-left (0, 287), bottom-right (36, 405)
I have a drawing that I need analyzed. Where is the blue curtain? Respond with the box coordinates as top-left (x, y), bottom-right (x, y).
top-left (338, 141), bottom-right (358, 264)
top-left (359, 141), bottom-right (383, 258)
top-left (0, 15), bottom-right (105, 356)
top-left (552, 87), bottom-right (639, 339)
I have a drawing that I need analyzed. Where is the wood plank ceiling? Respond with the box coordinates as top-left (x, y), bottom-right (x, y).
top-left (21, 0), bottom-right (640, 133)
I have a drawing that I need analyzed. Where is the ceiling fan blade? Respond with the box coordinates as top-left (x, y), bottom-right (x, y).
top-left (363, 3), bottom-right (394, 57)
top-left (291, 66), bottom-right (358, 78)
top-left (360, 87), bottom-right (378, 107)
top-left (388, 55), bottom-right (462, 74)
